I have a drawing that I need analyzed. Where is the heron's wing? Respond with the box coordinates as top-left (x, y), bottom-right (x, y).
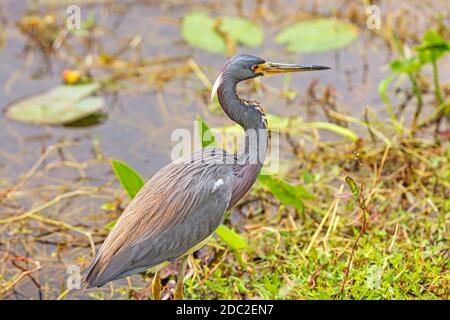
top-left (84, 148), bottom-right (234, 287)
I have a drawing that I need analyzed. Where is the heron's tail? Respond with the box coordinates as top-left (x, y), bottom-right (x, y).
top-left (81, 253), bottom-right (105, 288)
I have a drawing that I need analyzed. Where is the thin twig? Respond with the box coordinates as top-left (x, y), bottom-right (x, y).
top-left (340, 180), bottom-right (368, 297)
top-left (0, 256), bottom-right (41, 298)
top-left (0, 190), bottom-right (92, 224)
top-left (0, 141), bottom-right (73, 203)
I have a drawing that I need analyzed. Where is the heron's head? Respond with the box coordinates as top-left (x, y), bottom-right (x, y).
top-left (211, 54), bottom-right (330, 100)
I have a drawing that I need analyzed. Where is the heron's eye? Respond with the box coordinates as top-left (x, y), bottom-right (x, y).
top-left (252, 64), bottom-right (265, 73)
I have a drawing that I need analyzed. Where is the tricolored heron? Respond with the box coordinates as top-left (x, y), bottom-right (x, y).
top-left (83, 54), bottom-right (329, 299)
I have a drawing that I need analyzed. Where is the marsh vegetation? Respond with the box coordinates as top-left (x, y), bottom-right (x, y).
top-left (0, 0), bottom-right (448, 299)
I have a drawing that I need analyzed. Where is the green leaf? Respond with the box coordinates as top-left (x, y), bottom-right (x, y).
top-left (378, 74), bottom-right (396, 106)
top-left (196, 115), bottom-right (217, 148)
top-left (103, 220), bottom-right (117, 231)
top-left (298, 122), bottom-right (359, 142)
top-left (64, 111), bottom-right (107, 127)
top-left (444, 199), bottom-right (450, 212)
top-left (215, 225), bottom-right (249, 250)
top-left (101, 202), bottom-right (116, 211)
top-left (416, 29), bottom-right (450, 63)
top-left (275, 18), bottom-right (359, 53)
top-left (181, 13), bottom-right (264, 54)
top-left (181, 12), bottom-right (225, 54)
top-left (389, 57), bottom-right (422, 74)
top-left (211, 114), bottom-right (357, 142)
top-left (111, 159), bottom-right (145, 199)
top-left (258, 175), bottom-right (314, 213)
top-left (211, 114), bottom-right (304, 135)
top-left (220, 16), bottom-right (264, 47)
top-left (5, 83), bottom-right (104, 125)
top-left (266, 114), bottom-right (304, 129)
top-left (345, 175), bottom-right (359, 199)
top-left (303, 170), bottom-right (314, 184)
top-left (378, 73), bottom-right (400, 124)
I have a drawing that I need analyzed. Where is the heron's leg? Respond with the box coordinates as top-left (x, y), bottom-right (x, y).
top-left (173, 256), bottom-right (189, 300)
top-left (151, 269), bottom-right (162, 300)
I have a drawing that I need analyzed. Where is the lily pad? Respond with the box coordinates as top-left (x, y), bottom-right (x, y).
top-left (275, 18), bottom-right (359, 53)
top-left (5, 83), bottom-right (104, 125)
top-left (220, 16), bottom-right (264, 47)
top-left (64, 111), bottom-right (108, 127)
top-left (181, 13), bottom-right (225, 54)
top-left (181, 12), bottom-right (264, 54)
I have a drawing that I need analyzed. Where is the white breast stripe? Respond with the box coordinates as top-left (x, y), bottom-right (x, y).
top-left (212, 178), bottom-right (224, 192)
top-left (210, 72), bottom-right (223, 101)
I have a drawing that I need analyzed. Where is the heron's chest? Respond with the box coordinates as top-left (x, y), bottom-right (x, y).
top-left (228, 164), bottom-right (261, 209)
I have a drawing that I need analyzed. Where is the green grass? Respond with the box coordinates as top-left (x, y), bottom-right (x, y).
top-left (188, 213), bottom-right (447, 299)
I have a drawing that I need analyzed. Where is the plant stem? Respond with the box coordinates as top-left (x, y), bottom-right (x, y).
top-left (431, 57), bottom-right (445, 134)
top-left (409, 74), bottom-right (423, 131)
top-left (431, 59), bottom-right (443, 105)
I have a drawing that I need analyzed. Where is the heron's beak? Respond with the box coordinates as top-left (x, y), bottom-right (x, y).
top-left (255, 62), bottom-right (330, 75)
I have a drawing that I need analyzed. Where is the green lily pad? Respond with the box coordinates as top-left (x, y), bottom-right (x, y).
top-left (64, 111), bottom-right (108, 127)
top-left (181, 13), bottom-right (225, 54)
top-left (5, 83), bottom-right (104, 125)
top-left (220, 16), bottom-right (264, 47)
top-left (181, 12), bottom-right (264, 54)
top-left (275, 18), bottom-right (359, 53)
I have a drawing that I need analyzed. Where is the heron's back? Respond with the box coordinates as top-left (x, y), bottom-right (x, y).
top-left (83, 148), bottom-right (235, 287)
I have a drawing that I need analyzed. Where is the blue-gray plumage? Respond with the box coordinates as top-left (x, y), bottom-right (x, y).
top-left (83, 54), bottom-right (329, 292)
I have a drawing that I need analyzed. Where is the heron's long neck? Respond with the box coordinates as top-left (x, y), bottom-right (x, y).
top-left (217, 77), bottom-right (268, 166)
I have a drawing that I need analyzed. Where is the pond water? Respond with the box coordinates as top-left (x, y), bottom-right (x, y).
top-left (0, 0), bottom-right (448, 299)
